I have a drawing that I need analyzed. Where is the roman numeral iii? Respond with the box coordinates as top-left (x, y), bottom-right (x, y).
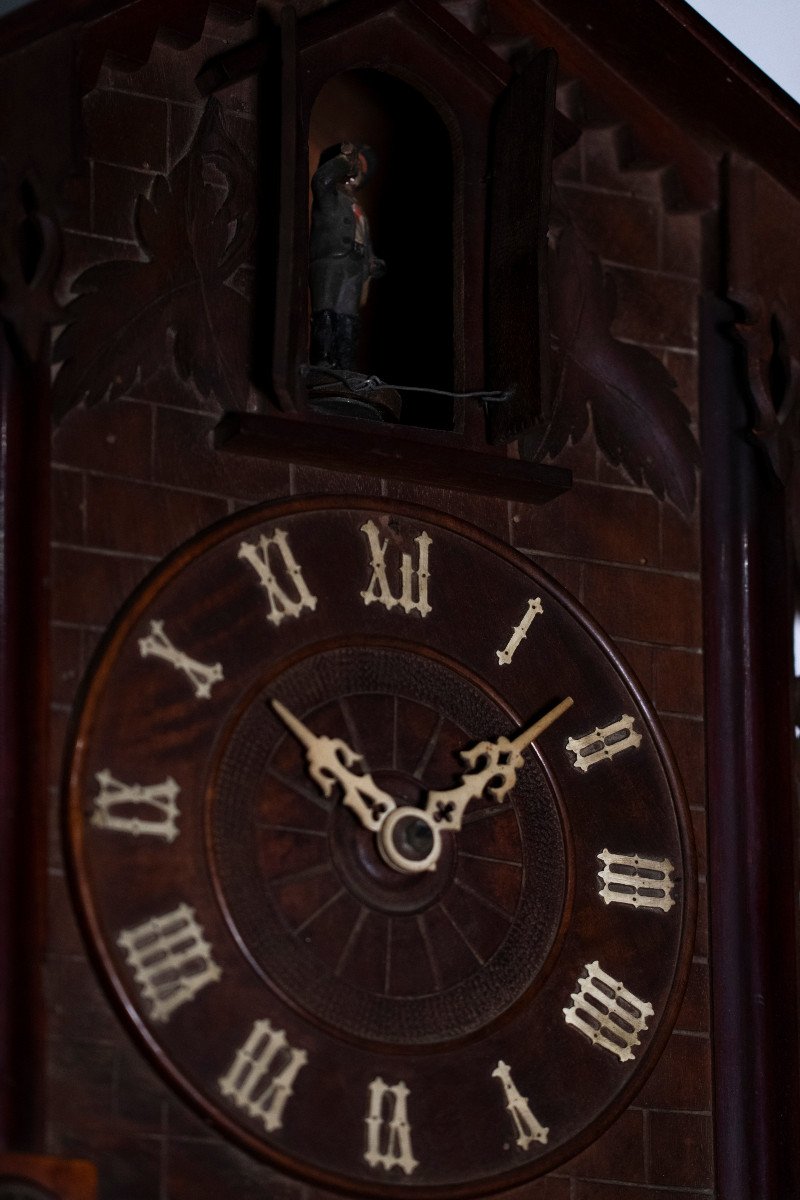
top-left (597, 849), bottom-right (676, 911)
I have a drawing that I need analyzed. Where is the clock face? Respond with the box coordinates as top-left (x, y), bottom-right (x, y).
top-left (66, 497), bottom-right (695, 1197)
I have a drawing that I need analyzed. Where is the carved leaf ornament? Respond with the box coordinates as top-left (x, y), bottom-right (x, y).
top-left (529, 205), bottom-right (701, 517)
top-left (736, 298), bottom-right (800, 486)
top-left (52, 99), bottom-right (254, 419)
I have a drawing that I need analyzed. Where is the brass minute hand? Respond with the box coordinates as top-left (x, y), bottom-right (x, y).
top-left (271, 699), bottom-right (396, 832)
top-left (424, 697), bottom-right (574, 832)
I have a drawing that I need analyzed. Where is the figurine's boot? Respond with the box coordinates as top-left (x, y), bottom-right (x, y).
top-left (332, 313), bottom-right (359, 371)
top-left (310, 310), bottom-right (335, 366)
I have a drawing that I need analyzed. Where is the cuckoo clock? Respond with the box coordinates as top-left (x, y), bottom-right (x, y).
top-left (56, 0), bottom-right (697, 1196)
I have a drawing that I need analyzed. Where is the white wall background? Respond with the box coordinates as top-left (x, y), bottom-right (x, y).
top-left (685, 0), bottom-right (800, 103)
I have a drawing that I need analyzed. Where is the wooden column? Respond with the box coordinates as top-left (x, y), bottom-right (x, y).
top-left (0, 24), bottom-right (74, 1152)
top-left (701, 294), bottom-right (800, 1199)
top-left (0, 322), bottom-right (49, 1151)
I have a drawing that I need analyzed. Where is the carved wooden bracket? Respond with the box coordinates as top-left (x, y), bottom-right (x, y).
top-left (734, 292), bottom-right (800, 488)
top-left (523, 194), bottom-right (701, 517)
top-left (0, 165), bottom-right (61, 368)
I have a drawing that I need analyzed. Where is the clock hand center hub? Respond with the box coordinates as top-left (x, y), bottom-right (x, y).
top-left (377, 805), bottom-right (441, 875)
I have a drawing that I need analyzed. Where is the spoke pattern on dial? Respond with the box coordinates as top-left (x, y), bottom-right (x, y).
top-left (455, 877), bottom-right (516, 922)
top-left (461, 802), bottom-right (510, 826)
top-left (413, 711), bottom-right (445, 780)
top-left (294, 887), bottom-right (347, 935)
top-left (439, 902), bottom-right (486, 967)
top-left (213, 641), bottom-right (567, 1042)
top-left (335, 908), bottom-right (369, 977)
top-left (385, 919), bottom-right (393, 996)
top-left (265, 765), bottom-right (331, 813)
top-left (256, 822), bottom-right (328, 838)
top-left (338, 696), bottom-right (371, 770)
top-left (269, 861), bottom-right (334, 887)
top-left (415, 914), bottom-right (443, 993)
top-left (459, 850), bottom-right (523, 867)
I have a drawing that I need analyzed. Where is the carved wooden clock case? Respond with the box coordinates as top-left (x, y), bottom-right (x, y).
top-left (65, 497), bottom-right (695, 1197)
top-left (55, 1), bottom-right (697, 1196)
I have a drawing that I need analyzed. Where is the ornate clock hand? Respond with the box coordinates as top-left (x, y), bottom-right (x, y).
top-left (424, 697), bottom-right (574, 833)
top-left (270, 698), bottom-right (396, 831)
top-left (377, 698), bottom-right (574, 878)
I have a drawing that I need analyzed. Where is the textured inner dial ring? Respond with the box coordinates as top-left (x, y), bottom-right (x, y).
top-left (208, 644), bottom-right (569, 1046)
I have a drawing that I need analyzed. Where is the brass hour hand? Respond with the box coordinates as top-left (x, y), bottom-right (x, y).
top-left (270, 699), bottom-right (396, 832)
top-left (425, 697), bottom-right (574, 832)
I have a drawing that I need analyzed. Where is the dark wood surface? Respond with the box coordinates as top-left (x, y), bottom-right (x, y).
top-left (0, 0), bottom-right (257, 91)
top-left (4, 0), bottom-right (800, 195)
top-left (0, 330), bottom-right (49, 1152)
top-left (495, 0), bottom-right (800, 204)
top-left (486, 48), bottom-right (556, 442)
top-left (700, 295), bottom-right (800, 1199)
top-left (215, 411), bottom-right (571, 503)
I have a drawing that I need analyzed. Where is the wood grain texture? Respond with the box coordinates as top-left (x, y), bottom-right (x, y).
top-left (700, 295), bottom-right (800, 1200)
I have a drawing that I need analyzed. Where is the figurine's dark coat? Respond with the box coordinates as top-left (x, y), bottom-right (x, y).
top-left (309, 154), bottom-right (380, 315)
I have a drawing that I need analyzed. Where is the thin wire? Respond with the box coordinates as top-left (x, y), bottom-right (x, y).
top-left (301, 365), bottom-right (513, 403)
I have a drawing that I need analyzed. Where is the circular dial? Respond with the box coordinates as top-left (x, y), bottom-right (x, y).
top-left (66, 498), bottom-right (695, 1197)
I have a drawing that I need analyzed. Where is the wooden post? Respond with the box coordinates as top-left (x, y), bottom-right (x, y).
top-left (0, 320), bottom-right (49, 1152)
top-left (701, 294), bottom-right (800, 1199)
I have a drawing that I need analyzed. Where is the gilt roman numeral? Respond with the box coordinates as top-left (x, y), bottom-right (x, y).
top-left (117, 903), bottom-right (221, 1023)
top-left (360, 520), bottom-right (432, 617)
top-left (492, 1060), bottom-right (549, 1149)
top-left (363, 1077), bottom-right (418, 1175)
top-left (566, 714), bottom-right (641, 771)
top-left (138, 620), bottom-right (223, 699)
top-left (496, 597), bottom-right (543, 665)
top-left (238, 529), bottom-right (318, 626)
top-left (563, 960), bottom-right (653, 1062)
top-left (91, 769), bottom-right (180, 842)
top-left (218, 1019), bottom-right (308, 1133)
top-left (597, 849), bottom-right (676, 912)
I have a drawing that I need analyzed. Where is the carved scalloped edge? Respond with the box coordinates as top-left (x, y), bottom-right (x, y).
top-left (77, 0), bottom-right (257, 94)
top-left (441, 0), bottom-right (713, 222)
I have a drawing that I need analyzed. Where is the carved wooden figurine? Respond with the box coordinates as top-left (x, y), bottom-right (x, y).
top-left (309, 141), bottom-right (385, 372)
